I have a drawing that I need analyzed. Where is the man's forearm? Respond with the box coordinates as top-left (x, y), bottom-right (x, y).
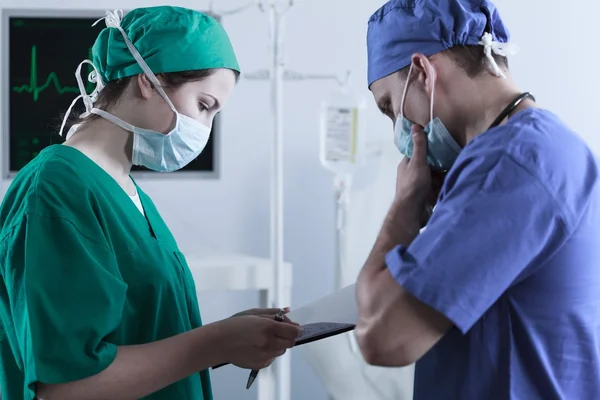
top-left (356, 198), bottom-right (447, 366)
top-left (36, 322), bottom-right (226, 400)
top-left (363, 199), bottom-right (422, 272)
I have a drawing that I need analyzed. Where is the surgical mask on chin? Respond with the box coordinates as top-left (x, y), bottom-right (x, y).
top-left (394, 64), bottom-right (462, 171)
top-left (59, 10), bottom-right (210, 173)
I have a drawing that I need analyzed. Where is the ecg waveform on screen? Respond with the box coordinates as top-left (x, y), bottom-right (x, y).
top-left (12, 45), bottom-right (93, 102)
top-left (7, 16), bottom-right (214, 174)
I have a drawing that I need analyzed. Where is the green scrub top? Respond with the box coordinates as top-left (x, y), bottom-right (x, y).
top-left (0, 145), bottom-right (213, 400)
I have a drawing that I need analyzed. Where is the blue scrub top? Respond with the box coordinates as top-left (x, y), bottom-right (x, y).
top-left (386, 108), bottom-right (600, 399)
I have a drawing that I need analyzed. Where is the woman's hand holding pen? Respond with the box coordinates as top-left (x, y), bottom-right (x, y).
top-left (216, 314), bottom-right (302, 370)
top-left (231, 307), bottom-right (299, 325)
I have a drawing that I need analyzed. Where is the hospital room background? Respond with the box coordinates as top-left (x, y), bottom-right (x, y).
top-left (0, 0), bottom-right (598, 399)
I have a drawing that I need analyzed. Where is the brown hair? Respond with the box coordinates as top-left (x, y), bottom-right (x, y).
top-left (398, 45), bottom-right (509, 79)
top-left (61, 68), bottom-right (240, 137)
top-left (444, 45), bottom-right (509, 77)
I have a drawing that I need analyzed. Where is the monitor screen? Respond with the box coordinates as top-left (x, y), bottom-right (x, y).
top-left (3, 10), bottom-right (219, 177)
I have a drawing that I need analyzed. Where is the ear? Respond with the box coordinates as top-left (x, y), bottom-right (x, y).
top-left (410, 53), bottom-right (436, 96)
top-left (136, 74), bottom-right (155, 100)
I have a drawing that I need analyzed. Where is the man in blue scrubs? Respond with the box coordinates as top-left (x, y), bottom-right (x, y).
top-left (354, 0), bottom-right (600, 399)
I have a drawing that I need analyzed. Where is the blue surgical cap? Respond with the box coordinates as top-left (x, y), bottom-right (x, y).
top-left (366, 0), bottom-right (510, 87)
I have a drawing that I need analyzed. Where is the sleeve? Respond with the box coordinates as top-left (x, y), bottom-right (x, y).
top-left (385, 153), bottom-right (571, 334)
top-left (5, 212), bottom-right (128, 389)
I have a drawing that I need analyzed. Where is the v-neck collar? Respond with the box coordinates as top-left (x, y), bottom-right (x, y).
top-left (52, 145), bottom-right (159, 239)
top-left (131, 179), bottom-right (160, 240)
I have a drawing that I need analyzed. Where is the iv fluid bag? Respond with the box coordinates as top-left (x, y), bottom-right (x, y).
top-left (320, 89), bottom-right (367, 175)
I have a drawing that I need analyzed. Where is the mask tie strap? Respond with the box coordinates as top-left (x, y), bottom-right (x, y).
top-left (399, 63), bottom-right (414, 120)
top-left (93, 10), bottom-right (177, 113)
top-left (89, 108), bottom-right (137, 133)
top-left (429, 66), bottom-right (437, 123)
top-left (478, 32), bottom-right (520, 79)
top-left (59, 60), bottom-right (105, 139)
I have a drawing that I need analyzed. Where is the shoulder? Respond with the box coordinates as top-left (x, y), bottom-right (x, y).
top-left (0, 145), bottom-right (100, 234)
top-left (499, 108), bottom-right (593, 172)
top-left (452, 108), bottom-right (600, 226)
top-left (25, 146), bottom-right (95, 205)
top-left (463, 108), bottom-right (593, 169)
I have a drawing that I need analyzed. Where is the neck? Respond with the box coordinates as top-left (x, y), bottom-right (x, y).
top-left (455, 74), bottom-right (534, 146)
top-left (65, 117), bottom-right (135, 193)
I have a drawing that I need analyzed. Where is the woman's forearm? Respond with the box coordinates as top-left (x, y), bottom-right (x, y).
top-left (36, 322), bottom-right (226, 400)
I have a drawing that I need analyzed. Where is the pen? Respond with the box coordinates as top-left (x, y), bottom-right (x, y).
top-left (246, 309), bottom-right (287, 389)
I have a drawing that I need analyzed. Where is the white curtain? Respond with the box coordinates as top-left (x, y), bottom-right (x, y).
top-left (301, 142), bottom-right (414, 400)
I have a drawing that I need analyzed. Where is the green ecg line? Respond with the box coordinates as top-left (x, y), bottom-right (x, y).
top-left (12, 46), bottom-right (94, 102)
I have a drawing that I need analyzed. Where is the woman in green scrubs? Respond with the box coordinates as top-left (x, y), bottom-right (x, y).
top-left (0, 6), bottom-right (301, 400)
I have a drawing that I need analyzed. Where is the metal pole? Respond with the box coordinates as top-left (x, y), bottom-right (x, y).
top-left (268, 0), bottom-right (284, 318)
top-left (205, 4), bottom-right (351, 400)
top-left (333, 174), bottom-right (350, 291)
top-left (334, 184), bottom-right (343, 292)
top-left (334, 191), bottom-right (342, 292)
top-left (269, 3), bottom-right (289, 400)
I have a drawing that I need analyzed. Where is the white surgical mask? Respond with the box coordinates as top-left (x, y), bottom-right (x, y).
top-left (59, 9), bottom-right (210, 172)
top-left (393, 63), bottom-right (462, 171)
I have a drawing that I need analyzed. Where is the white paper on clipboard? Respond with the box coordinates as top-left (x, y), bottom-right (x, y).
top-left (210, 284), bottom-right (359, 370)
top-left (287, 284), bottom-right (358, 345)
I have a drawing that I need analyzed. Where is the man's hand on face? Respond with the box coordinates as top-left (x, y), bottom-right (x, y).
top-left (394, 125), bottom-right (445, 227)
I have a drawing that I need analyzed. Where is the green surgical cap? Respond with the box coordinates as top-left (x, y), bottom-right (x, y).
top-left (92, 6), bottom-right (240, 83)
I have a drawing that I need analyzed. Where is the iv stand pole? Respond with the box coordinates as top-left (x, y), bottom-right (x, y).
top-left (211, 1), bottom-right (349, 399)
top-left (269, 3), bottom-right (288, 400)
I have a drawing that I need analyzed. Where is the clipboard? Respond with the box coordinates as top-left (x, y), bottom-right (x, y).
top-left (212, 322), bottom-right (356, 370)
top-left (212, 284), bottom-right (357, 370)
top-left (294, 321), bottom-right (356, 346)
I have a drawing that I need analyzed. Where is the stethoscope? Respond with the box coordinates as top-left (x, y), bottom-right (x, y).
top-left (488, 92), bottom-right (536, 129)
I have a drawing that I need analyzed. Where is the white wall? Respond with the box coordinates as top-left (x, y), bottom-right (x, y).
top-left (1, 0), bottom-right (599, 399)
